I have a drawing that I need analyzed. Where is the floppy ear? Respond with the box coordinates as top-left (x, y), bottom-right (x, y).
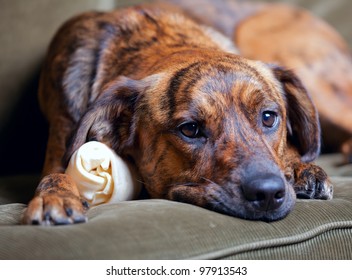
top-left (272, 66), bottom-right (321, 162)
top-left (64, 74), bottom-right (160, 165)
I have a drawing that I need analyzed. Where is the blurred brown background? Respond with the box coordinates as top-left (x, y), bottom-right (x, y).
top-left (0, 0), bottom-right (351, 175)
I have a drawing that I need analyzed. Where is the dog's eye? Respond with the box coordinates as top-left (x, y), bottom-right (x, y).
top-left (178, 122), bottom-right (201, 138)
top-left (262, 111), bottom-right (278, 128)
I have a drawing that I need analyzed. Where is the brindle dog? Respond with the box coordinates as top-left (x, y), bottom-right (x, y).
top-left (169, 0), bottom-right (352, 160)
top-left (23, 3), bottom-right (333, 225)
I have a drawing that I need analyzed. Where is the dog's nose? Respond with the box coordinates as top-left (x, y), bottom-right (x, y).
top-left (242, 175), bottom-right (285, 211)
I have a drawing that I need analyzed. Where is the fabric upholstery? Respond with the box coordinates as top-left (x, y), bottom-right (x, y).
top-left (0, 173), bottom-right (351, 259)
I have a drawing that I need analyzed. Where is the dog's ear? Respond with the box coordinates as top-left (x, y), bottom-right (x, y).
top-left (272, 66), bottom-right (321, 162)
top-left (64, 74), bottom-right (161, 165)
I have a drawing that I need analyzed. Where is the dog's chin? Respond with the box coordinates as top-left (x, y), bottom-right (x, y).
top-left (166, 184), bottom-right (296, 222)
top-left (209, 190), bottom-right (296, 222)
top-left (210, 198), bottom-right (296, 222)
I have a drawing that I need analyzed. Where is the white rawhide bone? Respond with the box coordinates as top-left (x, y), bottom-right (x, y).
top-left (65, 141), bottom-right (141, 206)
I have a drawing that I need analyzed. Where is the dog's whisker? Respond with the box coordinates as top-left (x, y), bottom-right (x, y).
top-left (201, 176), bottom-right (240, 199)
top-left (201, 177), bottom-right (219, 186)
top-left (166, 182), bottom-right (200, 188)
top-left (136, 179), bottom-right (146, 185)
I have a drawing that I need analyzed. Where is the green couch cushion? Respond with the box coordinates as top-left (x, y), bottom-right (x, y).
top-left (0, 176), bottom-right (351, 259)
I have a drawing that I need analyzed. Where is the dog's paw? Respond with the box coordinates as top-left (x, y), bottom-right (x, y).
top-left (23, 194), bottom-right (89, 226)
top-left (293, 163), bottom-right (333, 200)
top-left (22, 174), bottom-right (89, 225)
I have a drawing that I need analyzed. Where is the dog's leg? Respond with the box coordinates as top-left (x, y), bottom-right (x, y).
top-left (285, 148), bottom-right (333, 200)
top-left (23, 116), bottom-right (88, 225)
top-left (21, 12), bottom-right (104, 225)
top-left (292, 162), bottom-right (333, 200)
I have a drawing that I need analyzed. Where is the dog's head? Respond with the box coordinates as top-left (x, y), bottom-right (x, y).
top-left (67, 52), bottom-right (320, 221)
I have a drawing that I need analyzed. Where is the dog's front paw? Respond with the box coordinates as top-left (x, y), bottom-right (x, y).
top-left (22, 174), bottom-right (89, 225)
top-left (293, 163), bottom-right (333, 200)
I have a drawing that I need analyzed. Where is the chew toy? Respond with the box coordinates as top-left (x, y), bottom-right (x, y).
top-left (65, 141), bottom-right (141, 206)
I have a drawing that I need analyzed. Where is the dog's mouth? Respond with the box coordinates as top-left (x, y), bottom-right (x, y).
top-left (208, 188), bottom-right (296, 222)
top-left (166, 178), bottom-right (296, 222)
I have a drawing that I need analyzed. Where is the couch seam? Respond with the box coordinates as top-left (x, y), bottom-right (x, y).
top-left (189, 220), bottom-right (352, 259)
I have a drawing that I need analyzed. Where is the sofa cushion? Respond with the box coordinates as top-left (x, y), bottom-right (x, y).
top-left (0, 174), bottom-right (351, 259)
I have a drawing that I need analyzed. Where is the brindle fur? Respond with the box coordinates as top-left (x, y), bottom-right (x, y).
top-left (168, 0), bottom-right (352, 158)
top-left (23, 2), bottom-right (333, 225)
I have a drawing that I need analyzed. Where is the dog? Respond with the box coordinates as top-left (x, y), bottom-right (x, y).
top-left (23, 1), bottom-right (335, 225)
top-left (168, 0), bottom-right (352, 160)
